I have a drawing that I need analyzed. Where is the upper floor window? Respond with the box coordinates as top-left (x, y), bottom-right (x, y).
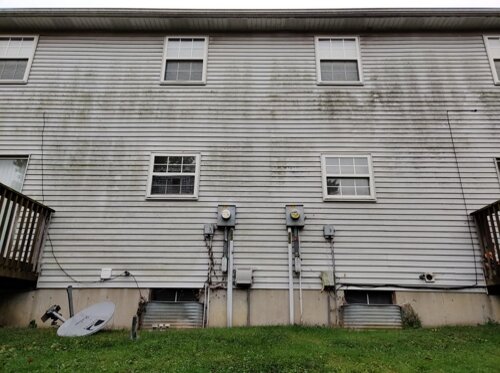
top-left (161, 37), bottom-right (208, 85)
top-left (315, 36), bottom-right (363, 85)
top-left (321, 154), bottom-right (375, 201)
top-left (0, 36), bottom-right (38, 84)
top-left (147, 154), bottom-right (200, 199)
top-left (484, 36), bottom-right (500, 85)
top-left (0, 156), bottom-right (29, 192)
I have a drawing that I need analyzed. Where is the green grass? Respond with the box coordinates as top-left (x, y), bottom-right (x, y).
top-left (0, 325), bottom-right (499, 372)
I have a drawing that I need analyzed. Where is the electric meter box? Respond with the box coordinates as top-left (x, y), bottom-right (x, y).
top-left (217, 205), bottom-right (236, 227)
top-left (285, 204), bottom-right (305, 227)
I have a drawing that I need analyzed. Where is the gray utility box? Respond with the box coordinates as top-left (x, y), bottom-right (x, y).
top-left (285, 204), bottom-right (305, 227)
top-left (217, 205), bottom-right (236, 227)
top-left (235, 268), bottom-right (253, 287)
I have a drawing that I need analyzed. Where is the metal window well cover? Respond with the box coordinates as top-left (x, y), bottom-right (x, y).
top-left (142, 301), bottom-right (204, 329)
top-left (341, 304), bottom-right (402, 329)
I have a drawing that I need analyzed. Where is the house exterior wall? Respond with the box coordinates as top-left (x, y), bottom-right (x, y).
top-left (1, 32), bottom-right (500, 309)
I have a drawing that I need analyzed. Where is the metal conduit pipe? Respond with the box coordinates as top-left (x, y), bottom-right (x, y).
top-left (287, 227), bottom-right (294, 324)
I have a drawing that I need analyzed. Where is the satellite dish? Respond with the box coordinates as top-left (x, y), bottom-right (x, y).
top-left (57, 301), bottom-right (115, 337)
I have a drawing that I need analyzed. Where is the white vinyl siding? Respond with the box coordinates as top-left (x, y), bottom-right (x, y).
top-left (147, 154), bottom-right (200, 199)
top-left (484, 36), bottom-right (500, 85)
top-left (1, 34), bottom-right (497, 291)
top-left (315, 36), bottom-right (363, 85)
top-left (0, 36), bottom-right (38, 83)
top-left (321, 155), bottom-right (375, 201)
top-left (160, 37), bottom-right (208, 85)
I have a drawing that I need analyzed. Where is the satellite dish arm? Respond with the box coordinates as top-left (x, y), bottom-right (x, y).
top-left (41, 305), bottom-right (66, 324)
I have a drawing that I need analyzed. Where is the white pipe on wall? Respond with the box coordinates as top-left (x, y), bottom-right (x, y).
top-left (206, 286), bottom-right (211, 327)
top-left (299, 272), bottom-right (303, 325)
top-left (287, 227), bottom-right (294, 324)
top-left (227, 228), bottom-right (234, 327)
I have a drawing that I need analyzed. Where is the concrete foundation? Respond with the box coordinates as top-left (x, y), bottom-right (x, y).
top-left (395, 291), bottom-right (500, 327)
top-left (0, 288), bottom-right (148, 329)
top-left (1, 288), bottom-right (498, 329)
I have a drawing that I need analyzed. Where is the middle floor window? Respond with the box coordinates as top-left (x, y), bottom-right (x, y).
top-left (147, 154), bottom-right (200, 199)
top-left (321, 154), bottom-right (375, 201)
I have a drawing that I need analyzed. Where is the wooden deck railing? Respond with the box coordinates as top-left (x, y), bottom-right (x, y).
top-left (471, 199), bottom-right (500, 287)
top-left (0, 182), bottom-right (54, 282)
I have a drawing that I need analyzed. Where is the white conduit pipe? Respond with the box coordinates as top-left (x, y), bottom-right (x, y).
top-left (287, 227), bottom-right (294, 324)
top-left (206, 286), bottom-right (211, 328)
top-left (227, 228), bottom-right (234, 327)
top-left (203, 283), bottom-right (207, 327)
top-left (299, 272), bottom-right (303, 325)
top-left (298, 230), bottom-right (303, 325)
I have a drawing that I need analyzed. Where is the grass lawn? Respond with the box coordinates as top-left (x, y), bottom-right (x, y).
top-left (0, 324), bottom-right (499, 372)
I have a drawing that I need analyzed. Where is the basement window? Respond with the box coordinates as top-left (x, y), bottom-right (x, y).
top-left (147, 154), bottom-right (200, 200)
top-left (160, 37), bottom-right (208, 85)
top-left (484, 36), bottom-right (500, 85)
top-left (151, 288), bottom-right (200, 302)
top-left (315, 36), bottom-right (363, 85)
top-left (0, 36), bottom-right (38, 84)
top-left (345, 291), bottom-right (393, 305)
top-left (321, 154), bottom-right (375, 201)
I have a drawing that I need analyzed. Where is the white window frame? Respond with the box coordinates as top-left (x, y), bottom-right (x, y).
top-left (484, 36), bottom-right (500, 85)
top-left (0, 154), bottom-right (30, 192)
top-left (321, 154), bottom-right (376, 201)
top-left (160, 36), bottom-right (208, 85)
top-left (0, 35), bottom-right (38, 84)
top-left (146, 153), bottom-right (200, 200)
top-left (495, 157), bottom-right (500, 185)
top-left (314, 36), bottom-right (363, 86)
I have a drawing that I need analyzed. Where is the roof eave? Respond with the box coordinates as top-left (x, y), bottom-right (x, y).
top-left (1, 8), bottom-right (499, 33)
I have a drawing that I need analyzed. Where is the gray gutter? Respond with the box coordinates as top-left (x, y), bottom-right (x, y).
top-left (1, 8), bottom-right (500, 17)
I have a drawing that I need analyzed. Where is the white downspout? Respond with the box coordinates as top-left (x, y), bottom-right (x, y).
top-left (287, 227), bottom-right (294, 324)
top-left (227, 228), bottom-right (234, 327)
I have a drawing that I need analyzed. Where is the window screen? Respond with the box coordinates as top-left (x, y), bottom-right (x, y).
top-left (162, 37), bottom-right (207, 83)
top-left (323, 156), bottom-right (373, 198)
top-left (485, 36), bottom-right (500, 84)
top-left (0, 157), bottom-right (28, 191)
top-left (316, 37), bottom-right (362, 83)
top-left (148, 154), bottom-right (199, 198)
top-left (0, 37), bottom-right (37, 82)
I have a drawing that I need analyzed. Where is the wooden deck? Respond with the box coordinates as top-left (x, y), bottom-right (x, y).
top-left (471, 200), bottom-right (500, 288)
top-left (0, 182), bottom-right (54, 284)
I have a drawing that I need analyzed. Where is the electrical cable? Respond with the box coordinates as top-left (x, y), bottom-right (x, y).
top-left (127, 271), bottom-right (145, 300)
top-left (337, 282), bottom-right (481, 291)
top-left (446, 109), bottom-right (479, 287)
